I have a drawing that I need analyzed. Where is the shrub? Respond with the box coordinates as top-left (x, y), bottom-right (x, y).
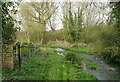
top-left (65, 52), bottom-right (79, 64)
top-left (102, 46), bottom-right (119, 63)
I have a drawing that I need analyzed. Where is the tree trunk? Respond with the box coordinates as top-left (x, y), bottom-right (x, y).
top-left (40, 23), bottom-right (46, 44)
top-left (40, 31), bottom-right (46, 44)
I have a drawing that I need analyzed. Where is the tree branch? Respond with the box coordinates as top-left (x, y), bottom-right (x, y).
top-left (27, 11), bottom-right (39, 21)
top-left (45, 6), bottom-right (58, 22)
top-left (48, 19), bottom-right (55, 31)
top-left (26, 19), bottom-right (39, 23)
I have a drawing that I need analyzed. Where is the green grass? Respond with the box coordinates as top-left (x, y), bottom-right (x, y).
top-left (76, 71), bottom-right (97, 80)
top-left (85, 62), bottom-right (97, 70)
top-left (21, 47), bottom-right (29, 56)
top-left (37, 47), bottom-right (85, 61)
top-left (40, 45), bottom-right (95, 55)
top-left (2, 48), bottom-right (96, 80)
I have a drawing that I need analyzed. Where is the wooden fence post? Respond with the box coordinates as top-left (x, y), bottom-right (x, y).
top-left (13, 44), bottom-right (17, 69)
top-left (2, 44), bottom-right (13, 70)
top-left (17, 42), bottom-right (21, 69)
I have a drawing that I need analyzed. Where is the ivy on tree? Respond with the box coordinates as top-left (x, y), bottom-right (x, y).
top-left (2, 2), bottom-right (20, 44)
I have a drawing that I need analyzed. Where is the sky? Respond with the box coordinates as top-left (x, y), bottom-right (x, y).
top-left (5, 0), bottom-right (115, 2)
top-left (3, 0), bottom-right (120, 2)
top-left (8, 0), bottom-right (112, 31)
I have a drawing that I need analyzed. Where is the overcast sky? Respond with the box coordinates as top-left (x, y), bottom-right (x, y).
top-left (8, 0), bottom-right (112, 2)
top-left (8, 0), bottom-right (112, 31)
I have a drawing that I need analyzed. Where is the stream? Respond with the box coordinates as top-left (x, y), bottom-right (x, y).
top-left (45, 47), bottom-right (119, 80)
top-left (80, 53), bottom-right (119, 80)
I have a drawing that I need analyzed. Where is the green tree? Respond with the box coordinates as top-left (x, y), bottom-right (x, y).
top-left (99, 2), bottom-right (120, 62)
top-left (62, 2), bottom-right (82, 43)
top-left (110, 2), bottom-right (120, 46)
top-left (2, 2), bottom-right (20, 44)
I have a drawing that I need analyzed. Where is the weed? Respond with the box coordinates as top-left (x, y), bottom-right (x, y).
top-left (76, 71), bottom-right (97, 80)
top-left (86, 62), bottom-right (97, 70)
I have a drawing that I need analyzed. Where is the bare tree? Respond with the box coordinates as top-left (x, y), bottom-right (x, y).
top-left (19, 2), bottom-right (58, 44)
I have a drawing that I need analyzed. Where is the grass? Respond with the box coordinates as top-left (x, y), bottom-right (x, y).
top-left (2, 48), bottom-right (96, 80)
top-left (85, 62), bottom-right (97, 70)
top-left (76, 71), bottom-right (97, 80)
top-left (40, 44), bottom-right (95, 55)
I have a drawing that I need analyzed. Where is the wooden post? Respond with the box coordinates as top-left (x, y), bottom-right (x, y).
top-left (2, 44), bottom-right (13, 70)
top-left (13, 44), bottom-right (17, 69)
top-left (17, 42), bottom-right (21, 69)
top-left (13, 45), bottom-right (16, 57)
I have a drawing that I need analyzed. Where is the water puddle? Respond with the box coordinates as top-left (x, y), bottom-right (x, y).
top-left (58, 52), bottom-right (64, 56)
top-left (46, 47), bottom-right (65, 56)
top-left (47, 47), bottom-right (65, 52)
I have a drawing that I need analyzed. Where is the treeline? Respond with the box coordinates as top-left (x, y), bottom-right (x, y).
top-left (2, 2), bottom-right (120, 62)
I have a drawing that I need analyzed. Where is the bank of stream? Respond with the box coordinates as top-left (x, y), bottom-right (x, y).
top-left (46, 47), bottom-right (119, 80)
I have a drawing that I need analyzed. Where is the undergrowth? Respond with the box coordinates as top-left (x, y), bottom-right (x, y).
top-left (2, 48), bottom-right (96, 80)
